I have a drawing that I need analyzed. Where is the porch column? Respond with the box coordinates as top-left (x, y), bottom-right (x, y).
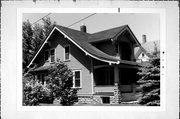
top-left (114, 66), bottom-right (119, 83)
top-left (90, 57), bottom-right (94, 94)
top-left (112, 65), bottom-right (121, 104)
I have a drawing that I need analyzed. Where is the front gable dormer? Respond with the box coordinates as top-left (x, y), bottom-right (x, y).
top-left (90, 26), bottom-right (139, 61)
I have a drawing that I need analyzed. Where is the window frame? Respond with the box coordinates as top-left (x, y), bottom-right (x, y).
top-left (44, 48), bottom-right (56, 63)
top-left (64, 45), bottom-right (70, 61)
top-left (44, 50), bottom-right (49, 62)
top-left (50, 49), bottom-right (55, 63)
top-left (72, 70), bottom-right (82, 88)
top-left (37, 73), bottom-right (48, 85)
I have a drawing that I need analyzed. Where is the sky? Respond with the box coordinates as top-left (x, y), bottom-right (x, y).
top-left (23, 13), bottom-right (160, 43)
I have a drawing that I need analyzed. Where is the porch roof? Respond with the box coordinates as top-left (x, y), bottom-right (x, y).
top-left (32, 64), bottom-right (54, 72)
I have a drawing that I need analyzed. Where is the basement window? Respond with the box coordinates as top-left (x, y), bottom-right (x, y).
top-left (102, 97), bottom-right (110, 104)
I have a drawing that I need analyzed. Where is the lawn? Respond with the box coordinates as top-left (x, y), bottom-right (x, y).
top-left (39, 103), bottom-right (141, 106)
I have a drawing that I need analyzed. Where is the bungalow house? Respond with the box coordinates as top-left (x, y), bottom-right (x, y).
top-left (135, 35), bottom-right (160, 63)
top-left (27, 24), bottom-right (141, 104)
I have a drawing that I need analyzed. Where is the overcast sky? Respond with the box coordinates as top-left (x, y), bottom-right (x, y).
top-left (23, 13), bottom-right (159, 43)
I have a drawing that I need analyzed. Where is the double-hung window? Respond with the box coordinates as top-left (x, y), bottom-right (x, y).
top-left (37, 73), bottom-right (48, 85)
top-left (44, 49), bottom-right (55, 63)
top-left (50, 49), bottom-right (55, 62)
top-left (72, 70), bottom-right (81, 88)
top-left (45, 50), bottom-right (49, 61)
top-left (64, 45), bottom-right (70, 61)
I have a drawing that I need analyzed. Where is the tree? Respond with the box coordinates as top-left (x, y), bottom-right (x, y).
top-left (23, 17), bottom-right (55, 70)
top-left (23, 20), bottom-right (34, 69)
top-left (23, 61), bottom-right (78, 106)
top-left (46, 61), bottom-right (78, 106)
top-left (137, 51), bottom-right (160, 106)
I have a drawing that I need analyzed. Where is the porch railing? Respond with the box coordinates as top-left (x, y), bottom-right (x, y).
top-left (94, 85), bottom-right (115, 94)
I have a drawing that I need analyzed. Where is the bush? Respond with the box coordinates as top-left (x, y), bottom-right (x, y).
top-left (23, 61), bottom-right (78, 106)
top-left (23, 74), bottom-right (53, 106)
top-left (46, 61), bottom-right (78, 106)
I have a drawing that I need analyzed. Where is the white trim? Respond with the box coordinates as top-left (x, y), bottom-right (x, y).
top-left (28, 26), bottom-right (119, 67)
top-left (64, 44), bottom-right (71, 61)
top-left (72, 70), bottom-right (82, 88)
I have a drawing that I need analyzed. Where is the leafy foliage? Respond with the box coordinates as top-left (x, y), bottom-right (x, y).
top-left (23, 61), bottom-right (78, 106)
top-left (46, 61), bottom-right (78, 106)
top-left (23, 17), bottom-right (55, 69)
top-left (137, 52), bottom-right (160, 106)
top-left (23, 73), bottom-right (53, 106)
top-left (23, 20), bottom-right (34, 69)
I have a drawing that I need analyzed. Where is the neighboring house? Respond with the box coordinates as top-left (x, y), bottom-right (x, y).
top-left (134, 35), bottom-right (160, 63)
top-left (28, 24), bottom-right (141, 104)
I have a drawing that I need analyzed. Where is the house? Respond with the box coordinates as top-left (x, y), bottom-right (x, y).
top-left (27, 24), bottom-right (141, 104)
top-left (134, 35), bottom-right (160, 63)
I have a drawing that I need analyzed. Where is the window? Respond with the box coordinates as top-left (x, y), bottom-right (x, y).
top-left (115, 44), bottom-right (119, 54)
top-left (105, 69), bottom-right (114, 85)
top-left (37, 73), bottom-right (48, 85)
top-left (64, 45), bottom-right (70, 61)
top-left (119, 42), bottom-right (132, 61)
top-left (94, 68), bottom-right (114, 86)
top-left (102, 97), bottom-right (110, 104)
top-left (50, 49), bottom-right (55, 62)
top-left (45, 50), bottom-right (49, 61)
top-left (44, 49), bottom-right (55, 62)
top-left (72, 70), bottom-right (81, 88)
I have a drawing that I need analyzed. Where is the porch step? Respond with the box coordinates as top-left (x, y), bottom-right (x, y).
top-left (95, 92), bottom-right (114, 96)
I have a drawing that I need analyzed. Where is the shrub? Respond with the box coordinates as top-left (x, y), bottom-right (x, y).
top-left (23, 74), bottom-right (53, 106)
top-left (23, 61), bottom-right (78, 106)
top-left (46, 61), bottom-right (78, 106)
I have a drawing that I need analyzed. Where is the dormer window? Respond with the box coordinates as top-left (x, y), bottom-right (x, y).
top-left (44, 49), bottom-right (55, 63)
top-left (64, 45), bottom-right (70, 61)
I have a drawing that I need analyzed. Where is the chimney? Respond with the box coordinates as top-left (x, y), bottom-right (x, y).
top-left (142, 34), bottom-right (147, 44)
top-left (80, 24), bottom-right (86, 33)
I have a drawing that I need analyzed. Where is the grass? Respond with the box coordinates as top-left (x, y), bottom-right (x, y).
top-left (39, 102), bottom-right (141, 106)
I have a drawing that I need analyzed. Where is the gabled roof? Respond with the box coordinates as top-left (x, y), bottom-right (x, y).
top-left (134, 40), bottom-right (160, 59)
top-left (28, 24), bottom-right (140, 67)
top-left (87, 25), bottom-right (127, 43)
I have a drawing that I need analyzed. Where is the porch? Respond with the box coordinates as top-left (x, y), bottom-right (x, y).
top-left (93, 63), bottom-right (139, 103)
